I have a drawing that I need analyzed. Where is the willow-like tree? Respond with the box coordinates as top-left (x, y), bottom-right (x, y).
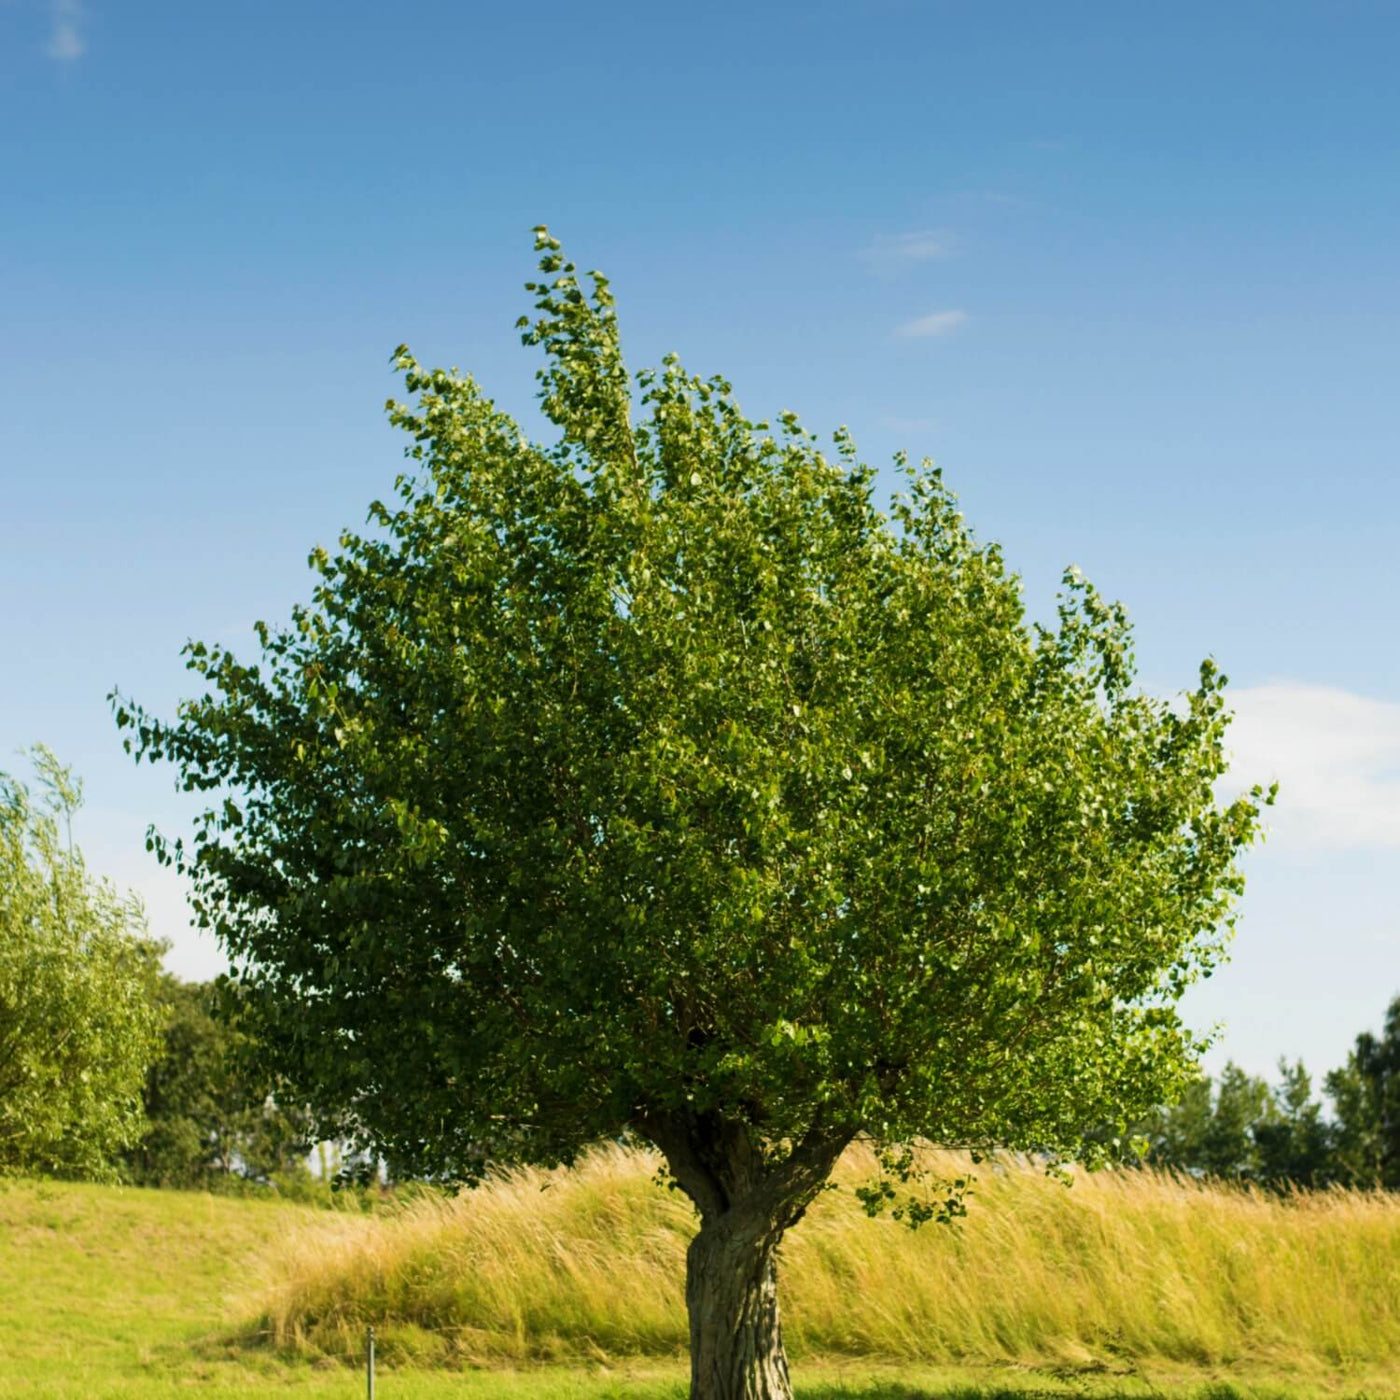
top-left (116, 231), bottom-right (1270, 1400)
top-left (0, 749), bottom-right (163, 1178)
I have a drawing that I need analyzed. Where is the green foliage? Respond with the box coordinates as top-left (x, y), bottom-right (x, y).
top-left (1134, 1060), bottom-right (1334, 1186)
top-left (1326, 994), bottom-right (1400, 1188)
top-left (1253, 1060), bottom-right (1333, 1186)
top-left (850, 1143), bottom-right (971, 1227)
top-left (0, 748), bottom-right (164, 1178)
top-left (1138, 1064), bottom-right (1270, 1180)
top-left (113, 230), bottom-right (1269, 1207)
top-left (123, 976), bottom-right (314, 1190)
top-left (1122, 996), bottom-right (1400, 1191)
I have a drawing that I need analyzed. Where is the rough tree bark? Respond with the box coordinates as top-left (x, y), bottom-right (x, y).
top-left (637, 1111), bottom-right (851, 1400)
top-left (686, 1210), bottom-right (791, 1399)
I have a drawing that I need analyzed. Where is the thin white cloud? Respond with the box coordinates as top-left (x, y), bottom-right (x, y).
top-left (46, 0), bottom-right (84, 61)
top-left (895, 310), bottom-right (968, 340)
top-left (1225, 683), bottom-right (1400, 850)
top-left (860, 230), bottom-right (955, 275)
top-left (878, 414), bottom-right (940, 434)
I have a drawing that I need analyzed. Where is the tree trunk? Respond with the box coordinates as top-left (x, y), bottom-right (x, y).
top-left (635, 1110), bottom-right (850, 1400)
top-left (685, 1215), bottom-right (792, 1400)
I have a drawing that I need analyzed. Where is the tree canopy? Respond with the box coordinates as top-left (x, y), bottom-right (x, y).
top-left (116, 230), bottom-right (1270, 1400)
top-left (0, 748), bottom-right (163, 1178)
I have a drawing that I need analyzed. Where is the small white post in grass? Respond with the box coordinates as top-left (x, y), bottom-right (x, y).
top-left (366, 1324), bottom-right (375, 1400)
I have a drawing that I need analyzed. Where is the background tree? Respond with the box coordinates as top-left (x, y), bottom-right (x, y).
top-left (1253, 1059), bottom-right (1333, 1186)
top-left (123, 976), bottom-right (314, 1189)
top-left (115, 231), bottom-right (1270, 1400)
top-left (1134, 1059), bottom-right (1334, 1186)
top-left (0, 748), bottom-right (163, 1179)
top-left (1133, 1072), bottom-right (1216, 1174)
top-left (1326, 994), bottom-right (1400, 1188)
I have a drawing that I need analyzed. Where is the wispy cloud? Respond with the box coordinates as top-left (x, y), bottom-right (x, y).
top-left (860, 230), bottom-right (955, 276)
top-left (894, 310), bottom-right (968, 340)
top-left (1225, 683), bottom-right (1400, 850)
top-left (46, 0), bottom-right (84, 61)
top-left (878, 414), bottom-right (940, 435)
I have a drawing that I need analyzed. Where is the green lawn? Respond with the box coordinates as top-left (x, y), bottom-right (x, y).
top-left (0, 1176), bottom-right (1392, 1399)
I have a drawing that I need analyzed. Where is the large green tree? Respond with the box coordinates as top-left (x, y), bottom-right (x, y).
top-left (116, 231), bottom-right (1269, 1400)
top-left (0, 749), bottom-right (163, 1178)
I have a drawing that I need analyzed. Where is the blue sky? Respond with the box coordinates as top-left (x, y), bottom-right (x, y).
top-left (3, 1), bottom-right (1398, 1084)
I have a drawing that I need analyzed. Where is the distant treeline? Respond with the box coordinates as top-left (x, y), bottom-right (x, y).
top-left (120, 975), bottom-right (318, 1192)
top-left (129, 982), bottom-right (1400, 1196)
top-left (91, 976), bottom-right (1400, 1199)
top-left (1123, 1002), bottom-right (1400, 1189)
top-left (123, 982), bottom-right (1400, 1197)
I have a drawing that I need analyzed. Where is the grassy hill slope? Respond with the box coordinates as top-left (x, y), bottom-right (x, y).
top-left (0, 1176), bottom-right (297, 1395)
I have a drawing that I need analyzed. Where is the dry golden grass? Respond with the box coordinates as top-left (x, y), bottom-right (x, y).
top-left (249, 1144), bottom-right (1400, 1374)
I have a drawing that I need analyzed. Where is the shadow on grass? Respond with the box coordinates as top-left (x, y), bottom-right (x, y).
top-left (796, 1389), bottom-right (1135, 1400)
top-left (793, 1386), bottom-right (1367, 1400)
top-left (798, 1389), bottom-right (1066, 1400)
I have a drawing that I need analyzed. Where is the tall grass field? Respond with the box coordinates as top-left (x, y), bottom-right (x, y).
top-left (4, 1145), bottom-right (1398, 1397)
top-left (255, 1145), bottom-right (1400, 1377)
